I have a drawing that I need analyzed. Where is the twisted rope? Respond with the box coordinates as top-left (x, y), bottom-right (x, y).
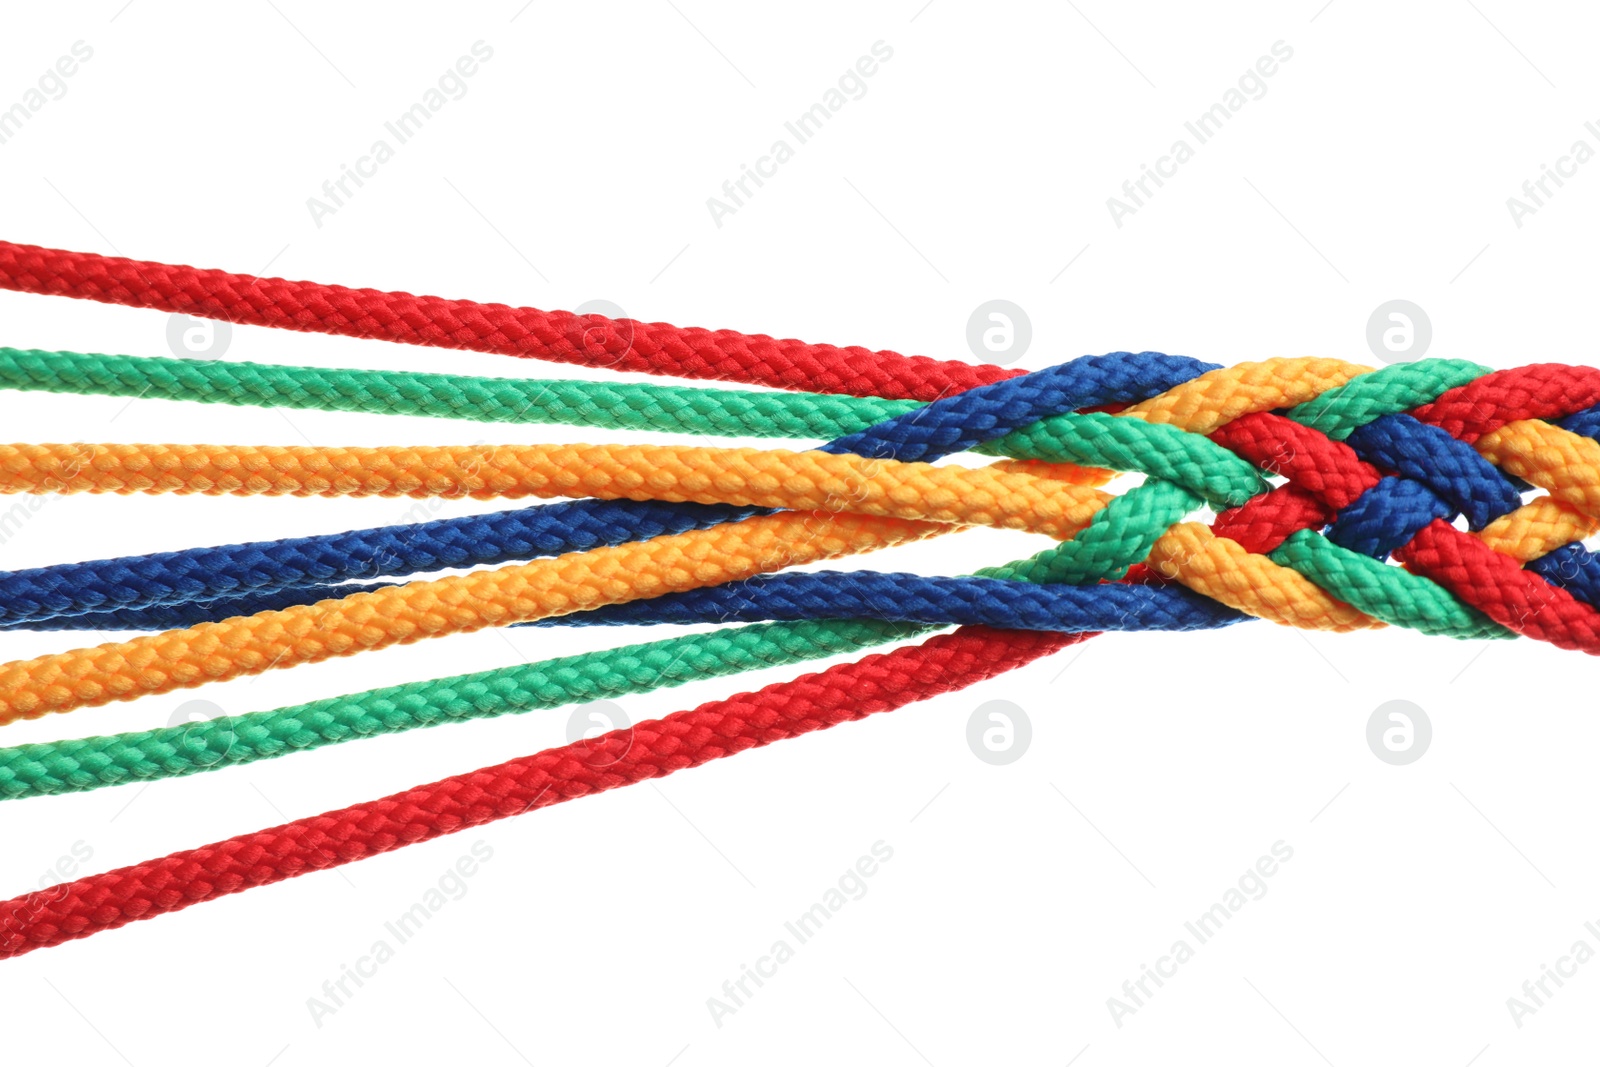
top-left (9, 355), bottom-right (1600, 728)
top-left (5, 242), bottom-right (1600, 961)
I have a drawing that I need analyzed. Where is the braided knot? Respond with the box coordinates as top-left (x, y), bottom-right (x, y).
top-left (3, 237), bottom-right (1600, 960)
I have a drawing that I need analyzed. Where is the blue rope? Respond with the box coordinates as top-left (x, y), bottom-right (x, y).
top-left (1343, 413), bottom-right (1521, 529)
top-left (0, 351), bottom-right (1216, 628)
top-left (20, 354), bottom-right (1600, 634)
top-left (6, 572), bottom-right (1246, 634)
top-left (0, 499), bottom-right (746, 624)
top-left (524, 571), bottom-right (1246, 632)
top-left (24, 352), bottom-right (1600, 636)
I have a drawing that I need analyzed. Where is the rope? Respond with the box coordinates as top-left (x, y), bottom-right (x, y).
top-left (0, 240), bottom-right (1016, 401)
top-left (0, 351), bottom-right (1264, 626)
top-left (0, 511), bottom-right (945, 725)
top-left (0, 502), bottom-right (1177, 799)
top-left (0, 477), bottom-right (1185, 798)
top-left (0, 498), bottom-right (742, 626)
top-left (0, 617), bottom-right (924, 799)
top-left (12, 353), bottom-right (1600, 726)
top-left (0, 624), bottom-right (1081, 958)
top-left (0, 441), bottom-right (1110, 525)
top-left (7, 241), bottom-right (1600, 958)
top-left (0, 346), bottom-right (922, 440)
top-left (0, 484), bottom-right (1214, 800)
top-left (0, 346), bottom-right (1226, 474)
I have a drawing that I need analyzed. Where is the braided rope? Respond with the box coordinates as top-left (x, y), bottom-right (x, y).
top-left (6, 241), bottom-right (1600, 960)
top-left (2, 357), bottom-right (1598, 811)
top-left (0, 492), bottom-right (1175, 799)
top-left (0, 349), bottom-right (1237, 628)
top-left (12, 355), bottom-right (1600, 730)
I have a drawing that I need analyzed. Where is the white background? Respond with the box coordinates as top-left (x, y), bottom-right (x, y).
top-left (0, 1), bottom-right (1596, 1064)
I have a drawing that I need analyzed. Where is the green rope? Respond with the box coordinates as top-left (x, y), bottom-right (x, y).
top-left (1286, 359), bottom-right (1489, 440)
top-left (1269, 530), bottom-right (1510, 640)
top-left (0, 347), bottom-right (1263, 507)
top-left (981, 413), bottom-right (1260, 507)
top-left (0, 351), bottom-right (1521, 799)
top-left (0, 486), bottom-right (1181, 800)
top-left (0, 618), bottom-right (919, 799)
top-left (0, 346), bottom-right (916, 441)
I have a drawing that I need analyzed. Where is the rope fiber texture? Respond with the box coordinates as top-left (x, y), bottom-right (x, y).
top-left (7, 241), bottom-right (1600, 960)
top-left (0, 240), bottom-right (1015, 400)
top-left (0, 625), bottom-right (1078, 958)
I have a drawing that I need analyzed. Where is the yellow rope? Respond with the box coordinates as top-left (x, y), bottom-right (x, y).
top-left (2, 356), bottom-right (1594, 720)
top-left (0, 511), bottom-right (944, 724)
top-left (0, 442), bottom-right (1111, 539)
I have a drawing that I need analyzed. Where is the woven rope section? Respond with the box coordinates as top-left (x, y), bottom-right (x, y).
top-left (5, 238), bottom-right (1600, 961)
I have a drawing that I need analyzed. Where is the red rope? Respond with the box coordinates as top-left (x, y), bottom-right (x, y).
top-left (0, 626), bottom-right (1082, 958)
top-left (1211, 410), bottom-right (1600, 652)
top-left (1210, 412), bottom-right (1381, 509)
top-left (1395, 520), bottom-right (1600, 651)
top-left (0, 240), bottom-right (1018, 402)
top-left (11, 241), bottom-right (1600, 957)
top-left (1410, 363), bottom-right (1600, 443)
